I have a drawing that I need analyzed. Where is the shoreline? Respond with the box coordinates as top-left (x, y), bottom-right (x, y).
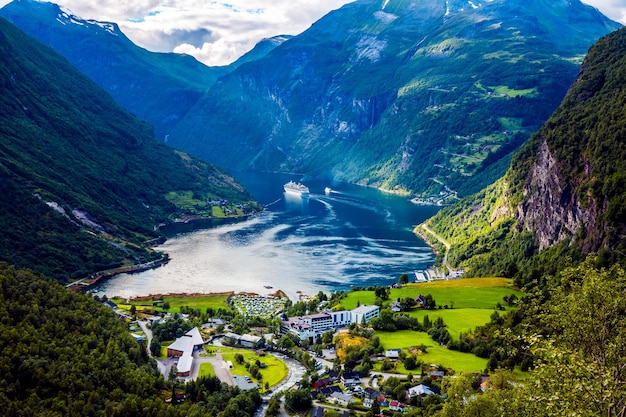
top-left (67, 255), bottom-right (170, 291)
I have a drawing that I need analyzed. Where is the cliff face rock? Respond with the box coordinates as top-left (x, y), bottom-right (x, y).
top-left (516, 139), bottom-right (596, 250)
top-left (512, 27), bottom-right (626, 255)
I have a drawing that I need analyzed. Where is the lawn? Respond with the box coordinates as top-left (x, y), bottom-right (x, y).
top-left (375, 330), bottom-right (487, 373)
top-left (198, 362), bottom-right (215, 378)
top-left (408, 308), bottom-right (498, 339)
top-left (219, 347), bottom-right (288, 390)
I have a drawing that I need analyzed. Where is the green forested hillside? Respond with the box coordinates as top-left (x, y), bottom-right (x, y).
top-left (424, 27), bottom-right (626, 285)
top-left (0, 264), bottom-right (262, 416)
top-left (0, 17), bottom-right (258, 282)
top-left (417, 29), bottom-right (626, 417)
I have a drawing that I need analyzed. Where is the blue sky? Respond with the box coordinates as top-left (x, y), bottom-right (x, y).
top-left (0, 0), bottom-right (624, 66)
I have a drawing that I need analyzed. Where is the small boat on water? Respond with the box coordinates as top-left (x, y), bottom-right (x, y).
top-left (324, 187), bottom-right (332, 195)
top-left (284, 180), bottom-right (310, 196)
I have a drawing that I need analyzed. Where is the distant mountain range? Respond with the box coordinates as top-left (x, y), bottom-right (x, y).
top-left (0, 1), bottom-right (291, 142)
top-left (424, 27), bottom-right (626, 284)
top-left (0, 16), bottom-right (258, 282)
top-left (2, 0), bottom-right (620, 200)
top-left (0, 0), bottom-right (226, 141)
top-left (166, 0), bottom-right (621, 198)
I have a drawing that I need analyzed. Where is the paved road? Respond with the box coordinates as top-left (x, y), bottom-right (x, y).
top-left (137, 321), bottom-right (167, 377)
top-left (419, 223), bottom-right (453, 274)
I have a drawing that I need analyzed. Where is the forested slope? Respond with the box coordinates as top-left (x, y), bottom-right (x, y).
top-left (0, 263), bottom-right (262, 416)
top-left (0, 17), bottom-right (258, 282)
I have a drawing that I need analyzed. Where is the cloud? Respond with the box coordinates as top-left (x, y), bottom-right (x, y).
top-left (0, 0), bottom-right (623, 66)
top-left (582, 0), bottom-right (626, 23)
top-left (0, 0), bottom-right (354, 66)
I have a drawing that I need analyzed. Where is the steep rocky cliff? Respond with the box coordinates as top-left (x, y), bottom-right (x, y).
top-left (425, 27), bottom-right (626, 280)
top-left (513, 27), bottom-right (626, 255)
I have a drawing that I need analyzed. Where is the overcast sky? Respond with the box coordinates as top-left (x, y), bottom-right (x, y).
top-left (1, 0), bottom-right (624, 66)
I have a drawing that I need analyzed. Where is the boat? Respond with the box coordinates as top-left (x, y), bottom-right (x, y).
top-left (324, 187), bottom-right (332, 195)
top-left (284, 180), bottom-right (310, 196)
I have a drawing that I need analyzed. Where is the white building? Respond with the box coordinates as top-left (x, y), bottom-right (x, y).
top-left (351, 305), bottom-right (380, 324)
top-left (282, 305), bottom-right (380, 342)
top-left (167, 327), bottom-right (204, 377)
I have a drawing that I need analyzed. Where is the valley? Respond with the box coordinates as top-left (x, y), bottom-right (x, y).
top-left (0, 0), bottom-right (625, 416)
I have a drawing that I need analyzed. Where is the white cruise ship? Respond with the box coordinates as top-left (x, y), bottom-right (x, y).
top-left (284, 180), bottom-right (310, 196)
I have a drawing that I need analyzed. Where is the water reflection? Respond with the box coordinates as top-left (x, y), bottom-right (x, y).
top-left (283, 191), bottom-right (309, 214)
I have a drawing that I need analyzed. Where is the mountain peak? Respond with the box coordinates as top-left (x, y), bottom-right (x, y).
top-left (167, 0), bottom-right (620, 198)
top-left (4, 0), bottom-right (124, 38)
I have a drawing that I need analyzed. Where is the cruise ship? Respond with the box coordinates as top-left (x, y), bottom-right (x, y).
top-left (284, 180), bottom-right (310, 196)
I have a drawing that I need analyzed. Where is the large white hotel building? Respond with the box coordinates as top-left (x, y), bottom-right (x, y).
top-left (282, 305), bottom-right (380, 342)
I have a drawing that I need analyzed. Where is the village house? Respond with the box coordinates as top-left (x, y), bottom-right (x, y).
top-left (341, 371), bottom-right (361, 386)
top-left (407, 383), bottom-right (441, 398)
top-left (223, 332), bottom-right (263, 349)
top-left (389, 400), bottom-right (406, 412)
top-left (330, 392), bottom-right (355, 407)
top-left (385, 348), bottom-right (401, 361)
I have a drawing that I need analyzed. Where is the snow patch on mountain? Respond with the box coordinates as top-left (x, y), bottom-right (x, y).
top-left (374, 10), bottom-right (398, 24)
top-left (55, 6), bottom-right (118, 36)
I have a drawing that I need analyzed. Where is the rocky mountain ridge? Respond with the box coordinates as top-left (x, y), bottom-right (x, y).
top-left (0, 0), bottom-right (227, 141)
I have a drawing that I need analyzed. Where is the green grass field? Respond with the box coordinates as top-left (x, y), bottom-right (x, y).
top-left (111, 293), bottom-right (232, 315)
top-left (408, 308), bottom-right (499, 339)
top-left (335, 278), bottom-right (521, 373)
top-left (375, 330), bottom-right (487, 373)
top-left (219, 348), bottom-right (288, 391)
top-left (340, 278), bottom-right (522, 310)
top-left (339, 278), bottom-right (522, 338)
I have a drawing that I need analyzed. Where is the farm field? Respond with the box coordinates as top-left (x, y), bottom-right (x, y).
top-left (339, 278), bottom-right (522, 337)
top-left (408, 308), bottom-right (498, 339)
top-left (336, 278), bottom-right (522, 373)
top-left (375, 330), bottom-right (488, 373)
top-left (340, 277), bottom-right (522, 311)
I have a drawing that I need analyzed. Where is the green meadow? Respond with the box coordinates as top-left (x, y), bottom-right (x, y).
top-left (339, 278), bottom-right (523, 337)
top-left (339, 278), bottom-right (523, 373)
top-left (111, 293), bottom-right (232, 314)
top-left (408, 308), bottom-right (499, 339)
top-left (374, 330), bottom-right (487, 373)
top-left (340, 278), bottom-right (522, 311)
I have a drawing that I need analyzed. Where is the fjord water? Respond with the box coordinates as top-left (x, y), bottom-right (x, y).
top-left (95, 172), bottom-right (441, 299)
